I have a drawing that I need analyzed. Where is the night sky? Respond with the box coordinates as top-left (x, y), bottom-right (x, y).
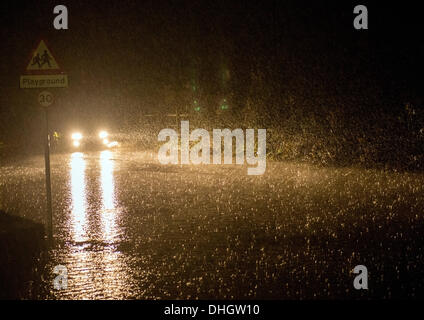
top-left (0, 1), bottom-right (423, 147)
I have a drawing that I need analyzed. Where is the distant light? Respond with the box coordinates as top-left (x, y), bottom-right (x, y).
top-left (99, 131), bottom-right (108, 139)
top-left (194, 107), bottom-right (201, 112)
top-left (73, 140), bottom-right (80, 147)
top-left (72, 132), bottom-right (82, 140)
top-left (103, 139), bottom-right (109, 145)
top-left (221, 98), bottom-right (229, 110)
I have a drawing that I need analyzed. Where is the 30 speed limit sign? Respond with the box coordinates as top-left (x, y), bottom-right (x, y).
top-left (38, 91), bottom-right (54, 107)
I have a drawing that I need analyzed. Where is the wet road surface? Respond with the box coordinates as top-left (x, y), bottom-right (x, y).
top-left (1, 150), bottom-right (424, 299)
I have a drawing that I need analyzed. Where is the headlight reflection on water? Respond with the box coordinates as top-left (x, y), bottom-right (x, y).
top-left (58, 151), bottom-right (132, 299)
top-left (69, 151), bottom-right (119, 243)
top-left (100, 150), bottom-right (117, 242)
top-left (70, 152), bottom-right (87, 242)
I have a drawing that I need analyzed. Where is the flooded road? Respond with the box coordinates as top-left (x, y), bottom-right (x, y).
top-left (1, 150), bottom-right (424, 299)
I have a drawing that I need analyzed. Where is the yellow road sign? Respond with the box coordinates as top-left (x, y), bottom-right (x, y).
top-left (20, 74), bottom-right (68, 88)
top-left (26, 40), bottom-right (60, 71)
top-left (21, 39), bottom-right (68, 89)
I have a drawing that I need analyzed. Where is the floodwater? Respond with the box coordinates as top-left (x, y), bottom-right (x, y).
top-left (1, 150), bottom-right (424, 299)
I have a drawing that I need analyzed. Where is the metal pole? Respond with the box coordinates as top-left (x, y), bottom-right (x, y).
top-left (176, 105), bottom-right (179, 128)
top-left (44, 108), bottom-right (53, 241)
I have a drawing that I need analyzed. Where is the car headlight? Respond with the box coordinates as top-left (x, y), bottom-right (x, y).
top-left (71, 132), bottom-right (83, 140)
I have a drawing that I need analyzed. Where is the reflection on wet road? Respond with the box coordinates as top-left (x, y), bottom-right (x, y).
top-left (1, 150), bottom-right (424, 299)
top-left (54, 151), bottom-right (131, 299)
top-left (100, 150), bottom-right (118, 243)
top-left (70, 152), bottom-right (87, 243)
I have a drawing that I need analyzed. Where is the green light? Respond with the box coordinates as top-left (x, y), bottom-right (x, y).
top-left (194, 106), bottom-right (201, 112)
top-left (220, 98), bottom-right (229, 110)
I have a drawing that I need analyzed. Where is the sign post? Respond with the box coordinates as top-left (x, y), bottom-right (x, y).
top-left (39, 90), bottom-right (54, 240)
top-left (20, 40), bottom-right (68, 242)
top-left (44, 107), bottom-right (53, 240)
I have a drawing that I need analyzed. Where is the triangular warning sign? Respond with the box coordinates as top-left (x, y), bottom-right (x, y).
top-left (26, 40), bottom-right (60, 71)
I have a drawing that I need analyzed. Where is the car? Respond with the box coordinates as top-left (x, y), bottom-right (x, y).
top-left (69, 130), bottom-right (119, 151)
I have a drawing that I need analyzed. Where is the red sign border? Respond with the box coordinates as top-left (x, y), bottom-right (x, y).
top-left (23, 39), bottom-right (67, 76)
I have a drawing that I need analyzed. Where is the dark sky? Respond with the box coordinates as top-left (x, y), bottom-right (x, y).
top-left (0, 1), bottom-right (423, 133)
